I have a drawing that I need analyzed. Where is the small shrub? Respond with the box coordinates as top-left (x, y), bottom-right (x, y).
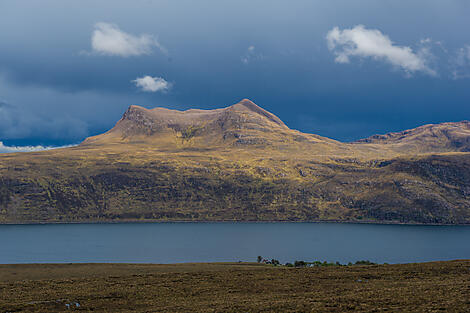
top-left (354, 260), bottom-right (376, 265)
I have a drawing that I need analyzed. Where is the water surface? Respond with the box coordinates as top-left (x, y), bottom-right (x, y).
top-left (1, 222), bottom-right (469, 264)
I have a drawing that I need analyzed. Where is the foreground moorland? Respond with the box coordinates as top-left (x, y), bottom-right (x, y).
top-left (0, 260), bottom-right (469, 312)
top-left (1, 99), bottom-right (470, 224)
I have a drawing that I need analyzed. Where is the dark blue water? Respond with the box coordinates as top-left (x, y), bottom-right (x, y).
top-left (1, 222), bottom-right (469, 264)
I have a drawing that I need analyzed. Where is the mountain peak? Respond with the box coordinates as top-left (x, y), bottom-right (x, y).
top-left (230, 99), bottom-right (286, 127)
top-left (238, 98), bottom-right (257, 106)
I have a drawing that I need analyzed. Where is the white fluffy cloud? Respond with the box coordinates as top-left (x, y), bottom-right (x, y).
top-left (0, 142), bottom-right (75, 154)
top-left (326, 25), bottom-right (435, 76)
top-left (132, 76), bottom-right (170, 92)
top-left (91, 22), bottom-right (167, 57)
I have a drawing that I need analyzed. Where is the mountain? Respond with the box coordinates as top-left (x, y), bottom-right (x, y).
top-left (0, 99), bottom-right (469, 224)
top-left (83, 99), bottom-right (340, 153)
top-left (354, 121), bottom-right (470, 153)
top-left (85, 99), bottom-right (286, 145)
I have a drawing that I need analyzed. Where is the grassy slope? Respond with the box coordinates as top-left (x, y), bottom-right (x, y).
top-left (0, 100), bottom-right (469, 224)
top-left (0, 145), bottom-right (469, 224)
top-left (1, 261), bottom-right (469, 312)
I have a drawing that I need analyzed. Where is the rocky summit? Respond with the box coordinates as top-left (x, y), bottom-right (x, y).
top-left (1, 99), bottom-right (469, 224)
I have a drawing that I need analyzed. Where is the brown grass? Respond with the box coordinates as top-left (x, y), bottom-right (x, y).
top-left (1, 260), bottom-right (469, 312)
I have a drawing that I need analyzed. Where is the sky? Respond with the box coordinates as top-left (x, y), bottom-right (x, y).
top-left (1, 0), bottom-right (469, 150)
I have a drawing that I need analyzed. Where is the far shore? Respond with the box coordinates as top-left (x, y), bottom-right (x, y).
top-left (2, 218), bottom-right (470, 226)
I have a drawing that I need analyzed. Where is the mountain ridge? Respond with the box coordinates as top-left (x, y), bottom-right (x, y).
top-left (0, 99), bottom-right (469, 224)
top-left (354, 120), bottom-right (470, 153)
top-left (82, 98), bottom-right (335, 150)
top-left (82, 98), bottom-right (470, 157)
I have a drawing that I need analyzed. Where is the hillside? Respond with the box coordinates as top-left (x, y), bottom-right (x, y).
top-left (0, 99), bottom-right (469, 224)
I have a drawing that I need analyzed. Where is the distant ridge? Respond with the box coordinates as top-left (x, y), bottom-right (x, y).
top-left (354, 121), bottom-right (470, 152)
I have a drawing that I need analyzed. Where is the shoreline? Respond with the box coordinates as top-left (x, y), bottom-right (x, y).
top-left (0, 258), bottom-right (469, 266)
top-left (2, 219), bottom-right (470, 226)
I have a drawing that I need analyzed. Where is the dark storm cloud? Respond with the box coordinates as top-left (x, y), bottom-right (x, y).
top-left (0, 0), bottom-right (469, 145)
top-left (0, 76), bottom-right (161, 145)
top-left (0, 97), bottom-right (88, 142)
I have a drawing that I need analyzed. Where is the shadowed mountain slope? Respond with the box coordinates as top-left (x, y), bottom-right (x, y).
top-left (0, 99), bottom-right (469, 224)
